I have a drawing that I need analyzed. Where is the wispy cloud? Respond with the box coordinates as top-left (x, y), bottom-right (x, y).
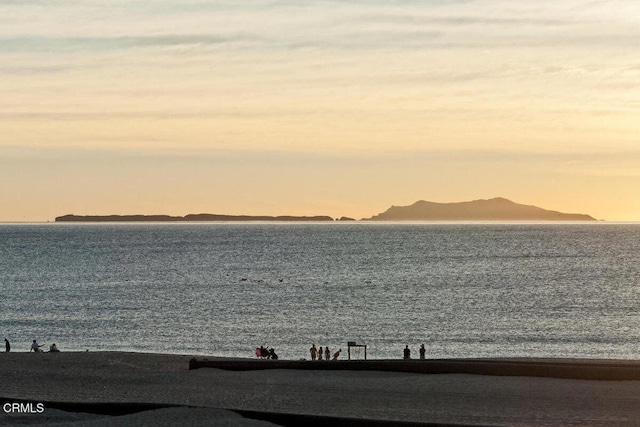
top-left (3, 0), bottom-right (638, 51)
top-left (0, 64), bottom-right (76, 75)
top-left (0, 34), bottom-right (253, 53)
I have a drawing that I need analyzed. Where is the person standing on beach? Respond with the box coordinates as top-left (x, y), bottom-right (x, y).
top-left (324, 346), bottom-right (330, 361)
top-left (4, 338), bottom-right (9, 352)
top-left (419, 344), bottom-right (426, 360)
top-left (403, 345), bottom-right (411, 360)
top-left (310, 344), bottom-right (317, 361)
top-left (318, 346), bottom-right (323, 360)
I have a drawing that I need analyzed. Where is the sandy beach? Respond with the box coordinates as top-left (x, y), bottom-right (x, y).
top-left (3, 352), bottom-right (640, 426)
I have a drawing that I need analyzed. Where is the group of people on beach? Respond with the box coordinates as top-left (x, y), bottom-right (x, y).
top-left (255, 345), bottom-right (278, 359)
top-left (309, 344), bottom-right (341, 361)
top-left (2, 338), bottom-right (60, 353)
top-left (31, 339), bottom-right (60, 353)
top-left (403, 344), bottom-right (426, 360)
top-left (31, 339), bottom-right (60, 352)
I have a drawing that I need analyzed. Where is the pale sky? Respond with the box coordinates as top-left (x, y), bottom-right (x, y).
top-left (2, 0), bottom-right (639, 221)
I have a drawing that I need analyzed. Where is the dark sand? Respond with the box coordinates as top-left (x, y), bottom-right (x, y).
top-left (4, 352), bottom-right (640, 426)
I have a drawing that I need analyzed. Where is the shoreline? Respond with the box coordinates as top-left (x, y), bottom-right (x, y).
top-left (4, 352), bottom-right (640, 425)
top-left (189, 356), bottom-right (640, 381)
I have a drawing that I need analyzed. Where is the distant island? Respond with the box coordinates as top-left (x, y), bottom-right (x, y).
top-left (364, 197), bottom-right (596, 221)
top-left (55, 214), bottom-right (334, 222)
top-left (55, 198), bottom-right (597, 223)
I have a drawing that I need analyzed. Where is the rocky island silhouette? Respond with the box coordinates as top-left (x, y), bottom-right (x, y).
top-left (363, 197), bottom-right (596, 221)
top-left (55, 198), bottom-right (597, 222)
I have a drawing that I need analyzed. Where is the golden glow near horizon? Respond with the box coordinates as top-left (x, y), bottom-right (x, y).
top-left (1, 1), bottom-right (640, 221)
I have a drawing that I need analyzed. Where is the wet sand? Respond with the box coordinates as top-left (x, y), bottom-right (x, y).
top-left (3, 352), bottom-right (640, 426)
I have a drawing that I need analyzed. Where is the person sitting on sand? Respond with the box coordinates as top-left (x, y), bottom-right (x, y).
top-left (403, 345), bottom-right (410, 360)
top-left (310, 344), bottom-right (317, 361)
top-left (49, 343), bottom-right (60, 352)
top-left (324, 346), bottom-right (330, 361)
top-left (332, 349), bottom-right (341, 360)
top-left (31, 340), bottom-right (43, 352)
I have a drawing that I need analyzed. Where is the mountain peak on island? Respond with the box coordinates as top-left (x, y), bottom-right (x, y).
top-left (364, 197), bottom-right (596, 221)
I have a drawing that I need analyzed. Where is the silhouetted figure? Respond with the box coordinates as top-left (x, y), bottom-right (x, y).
top-left (49, 343), bottom-right (60, 352)
top-left (310, 344), bottom-right (317, 361)
top-left (318, 346), bottom-right (323, 360)
top-left (332, 348), bottom-right (341, 360)
top-left (419, 344), bottom-right (426, 360)
top-left (325, 346), bottom-right (330, 361)
top-left (31, 340), bottom-right (43, 352)
top-left (268, 348), bottom-right (278, 360)
top-left (4, 338), bottom-right (10, 352)
top-left (260, 346), bottom-right (268, 358)
top-left (403, 345), bottom-right (410, 360)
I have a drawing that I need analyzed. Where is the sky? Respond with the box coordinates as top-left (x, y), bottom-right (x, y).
top-left (1, 0), bottom-right (639, 221)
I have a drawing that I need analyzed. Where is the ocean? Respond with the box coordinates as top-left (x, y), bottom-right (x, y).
top-left (1, 222), bottom-right (639, 360)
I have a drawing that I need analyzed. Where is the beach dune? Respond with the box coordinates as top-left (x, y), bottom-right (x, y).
top-left (3, 352), bottom-right (640, 425)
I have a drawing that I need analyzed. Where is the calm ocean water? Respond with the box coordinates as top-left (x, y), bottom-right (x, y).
top-left (1, 223), bottom-right (639, 360)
